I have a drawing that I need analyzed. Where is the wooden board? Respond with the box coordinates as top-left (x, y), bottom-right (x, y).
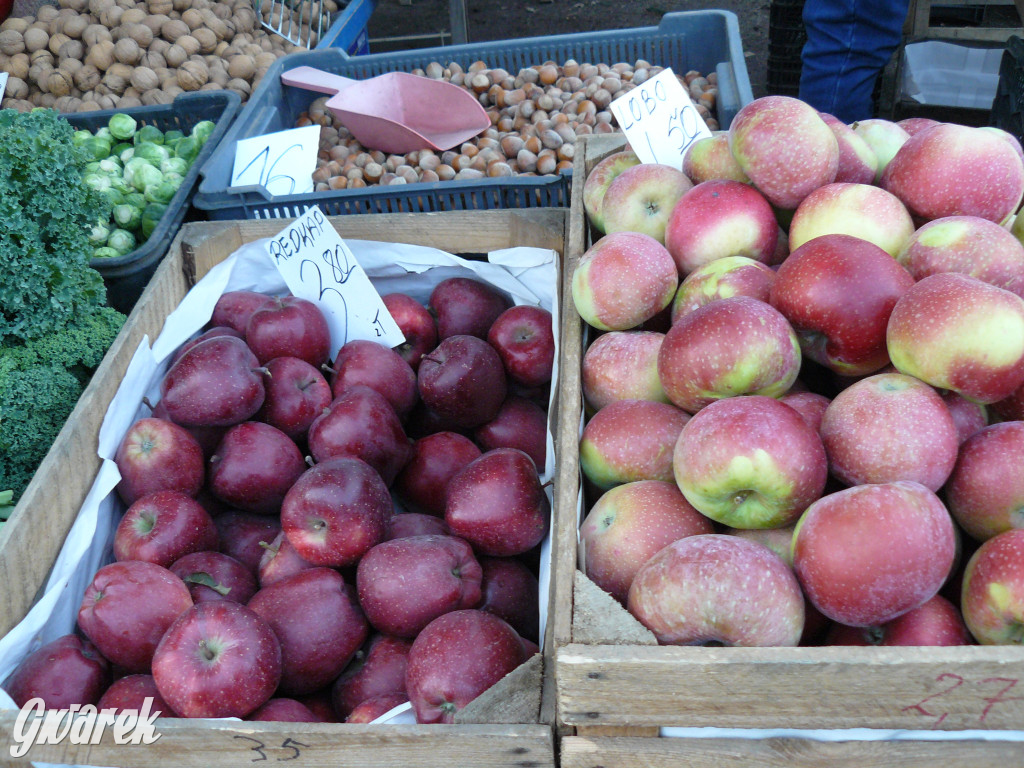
top-left (554, 134), bottom-right (1024, 736)
top-left (0, 717), bottom-right (553, 768)
top-left (909, 0), bottom-right (1024, 41)
top-left (557, 644), bottom-right (1024, 729)
top-left (560, 735), bottom-right (1024, 768)
top-left (0, 209), bottom-right (569, 767)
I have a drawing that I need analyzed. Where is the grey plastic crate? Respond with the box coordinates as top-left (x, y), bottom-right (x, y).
top-left (194, 10), bottom-right (753, 220)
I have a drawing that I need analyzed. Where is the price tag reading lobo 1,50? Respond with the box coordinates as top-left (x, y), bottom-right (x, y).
top-left (609, 67), bottom-right (714, 170)
top-left (266, 205), bottom-right (405, 357)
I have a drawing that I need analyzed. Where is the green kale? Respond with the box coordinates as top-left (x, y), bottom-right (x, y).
top-left (0, 306), bottom-right (125, 501)
top-left (0, 109), bottom-right (110, 347)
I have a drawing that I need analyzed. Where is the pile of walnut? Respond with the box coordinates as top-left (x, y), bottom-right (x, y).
top-left (0, 0), bottom-right (335, 112)
top-left (300, 61), bottom-right (720, 190)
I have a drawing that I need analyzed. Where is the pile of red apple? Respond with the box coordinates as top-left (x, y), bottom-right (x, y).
top-left (574, 95), bottom-right (1024, 649)
top-left (5, 276), bottom-right (556, 723)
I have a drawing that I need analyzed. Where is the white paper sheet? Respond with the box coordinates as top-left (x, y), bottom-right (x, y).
top-left (0, 234), bottom-right (560, 763)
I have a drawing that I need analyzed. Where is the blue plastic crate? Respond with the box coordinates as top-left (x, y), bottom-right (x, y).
top-left (316, 0), bottom-right (375, 55)
top-left (194, 10), bottom-right (753, 220)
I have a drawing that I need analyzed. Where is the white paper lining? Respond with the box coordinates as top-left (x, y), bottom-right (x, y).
top-left (0, 234), bottom-right (560, 765)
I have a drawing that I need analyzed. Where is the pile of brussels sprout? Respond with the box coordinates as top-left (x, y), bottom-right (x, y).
top-left (77, 113), bottom-right (216, 260)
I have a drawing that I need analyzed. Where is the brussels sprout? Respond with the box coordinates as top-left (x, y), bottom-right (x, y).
top-left (163, 171), bottom-right (184, 189)
top-left (88, 219), bottom-right (111, 245)
top-left (192, 120), bottom-right (215, 145)
top-left (108, 113), bottom-right (138, 141)
top-left (83, 161), bottom-right (102, 174)
top-left (83, 173), bottom-right (112, 193)
top-left (93, 246), bottom-right (121, 260)
top-left (164, 129), bottom-right (185, 145)
top-left (109, 175), bottom-right (131, 195)
top-left (133, 125), bottom-right (164, 146)
top-left (144, 180), bottom-right (177, 205)
top-left (160, 157), bottom-right (189, 176)
top-left (174, 136), bottom-right (200, 164)
top-left (95, 127), bottom-right (112, 141)
top-left (119, 146), bottom-right (135, 164)
top-left (124, 192), bottom-right (146, 209)
top-left (112, 141), bottom-right (132, 157)
top-left (98, 157), bottom-right (122, 175)
top-left (72, 129), bottom-right (93, 147)
top-left (101, 187), bottom-right (125, 208)
top-left (132, 163), bottom-right (163, 193)
top-left (141, 203), bottom-right (168, 239)
top-left (134, 143), bottom-right (170, 166)
top-left (84, 136), bottom-right (112, 161)
top-left (122, 156), bottom-right (152, 185)
top-left (113, 203), bottom-right (143, 231)
top-left (107, 228), bottom-right (137, 256)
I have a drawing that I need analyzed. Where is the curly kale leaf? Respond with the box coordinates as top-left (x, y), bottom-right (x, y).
top-left (0, 109), bottom-right (109, 346)
top-left (0, 306), bottom-right (125, 501)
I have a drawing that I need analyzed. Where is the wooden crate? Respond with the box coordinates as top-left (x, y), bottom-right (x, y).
top-left (0, 209), bottom-right (569, 768)
top-left (908, 0), bottom-right (1024, 42)
top-left (552, 134), bottom-right (1024, 768)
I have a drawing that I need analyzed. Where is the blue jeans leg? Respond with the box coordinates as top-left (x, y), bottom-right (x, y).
top-left (799, 0), bottom-right (910, 123)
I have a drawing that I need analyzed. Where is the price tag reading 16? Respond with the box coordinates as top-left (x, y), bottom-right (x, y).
top-left (609, 66), bottom-right (714, 170)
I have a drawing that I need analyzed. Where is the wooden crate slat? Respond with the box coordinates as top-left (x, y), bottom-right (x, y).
top-left (560, 735), bottom-right (1024, 768)
top-left (556, 644), bottom-right (1024, 729)
top-left (0, 717), bottom-right (554, 768)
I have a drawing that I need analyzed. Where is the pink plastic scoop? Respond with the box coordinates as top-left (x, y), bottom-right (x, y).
top-left (281, 65), bottom-right (491, 155)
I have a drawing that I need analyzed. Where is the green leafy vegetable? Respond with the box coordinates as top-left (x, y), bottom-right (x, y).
top-left (134, 125), bottom-right (164, 146)
top-left (92, 246), bottom-right (121, 259)
top-left (107, 228), bottom-right (137, 256)
top-left (109, 113), bottom-right (137, 141)
top-left (0, 306), bottom-right (125, 500)
top-left (141, 203), bottom-right (168, 239)
top-left (112, 203), bottom-right (142, 231)
top-left (192, 120), bottom-right (215, 144)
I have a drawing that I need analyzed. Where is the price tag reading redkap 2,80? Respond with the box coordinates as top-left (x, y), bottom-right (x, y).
top-left (609, 66), bottom-right (714, 170)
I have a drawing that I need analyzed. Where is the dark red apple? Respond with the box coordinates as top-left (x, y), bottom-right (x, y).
top-left (356, 534), bottom-right (483, 637)
top-left (245, 295), bottom-right (331, 368)
top-left (255, 356), bottom-right (332, 441)
top-left (385, 512), bottom-right (451, 540)
top-left (487, 305), bottom-right (555, 388)
top-left (113, 490), bottom-right (219, 567)
top-left (332, 634), bottom-right (413, 718)
top-left (394, 431), bottom-right (482, 516)
top-left (172, 326), bottom-right (245, 365)
top-left (78, 561), bottom-right (194, 673)
top-left (148, 399), bottom-right (228, 462)
top-left (345, 692), bottom-right (409, 723)
top-left (160, 336), bottom-right (267, 428)
top-left (473, 396), bottom-right (548, 473)
top-left (257, 531), bottom-right (316, 587)
top-left (151, 601), bottom-right (281, 718)
top-left (210, 290), bottom-right (273, 335)
top-left (405, 609), bottom-right (526, 723)
top-left (5, 635), bottom-right (110, 709)
top-left (295, 689), bottom-right (339, 722)
top-left (248, 568), bottom-right (369, 695)
top-left (248, 698), bottom-right (321, 722)
top-left (382, 292), bottom-right (437, 371)
top-left (170, 551), bottom-right (258, 605)
top-left (445, 448), bottom-right (549, 557)
top-left (825, 594), bottom-right (972, 646)
top-left (214, 511), bottom-right (281, 574)
top-left (429, 277), bottom-right (511, 340)
top-left (209, 421), bottom-right (306, 514)
top-left (307, 385), bottom-right (412, 486)
top-left (96, 674), bottom-right (173, 717)
top-left (477, 557), bottom-right (539, 642)
top-left (330, 339), bottom-right (418, 419)
top-left (417, 335), bottom-right (508, 429)
top-left (114, 417), bottom-right (204, 506)
top-left (769, 233), bottom-right (915, 376)
top-left (279, 457), bottom-right (392, 567)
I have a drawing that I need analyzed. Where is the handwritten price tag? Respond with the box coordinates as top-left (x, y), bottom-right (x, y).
top-left (0, 73), bottom-right (8, 103)
top-left (266, 206), bottom-right (405, 357)
top-left (230, 125), bottom-right (319, 196)
top-left (609, 67), bottom-right (713, 170)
